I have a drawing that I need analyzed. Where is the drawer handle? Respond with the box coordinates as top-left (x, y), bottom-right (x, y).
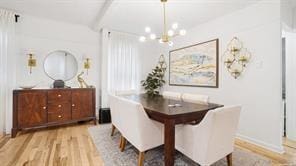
top-left (58, 94), bottom-right (62, 97)
top-left (72, 104), bottom-right (75, 107)
top-left (58, 105), bottom-right (62, 108)
top-left (58, 115), bottom-right (62, 118)
top-left (43, 106), bottom-right (46, 110)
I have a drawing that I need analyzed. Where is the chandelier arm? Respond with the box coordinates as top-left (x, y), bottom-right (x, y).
top-left (163, 1), bottom-right (167, 37)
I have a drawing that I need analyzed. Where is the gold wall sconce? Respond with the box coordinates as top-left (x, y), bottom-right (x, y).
top-left (157, 54), bottom-right (167, 77)
top-left (84, 58), bottom-right (90, 75)
top-left (223, 37), bottom-right (251, 79)
top-left (27, 53), bottom-right (36, 74)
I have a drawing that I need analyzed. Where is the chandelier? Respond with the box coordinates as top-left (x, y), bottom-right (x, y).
top-left (139, 0), bottom-right (186, 46)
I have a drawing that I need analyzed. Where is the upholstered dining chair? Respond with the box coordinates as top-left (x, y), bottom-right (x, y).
top-left (162, 91), bottom-right (182, 100)
top-left (115, 89), bottom-right (138, 96)
top-left (175, 106), bottom-right (241, 166)
top-left (110, 90), bottom-right (138, 136)
top-left (116, 97), bottom-right (164, 166)
top-left (181, 93), bottom-right (209, 105)
top-left (109, 94), bottom-right (123, 138)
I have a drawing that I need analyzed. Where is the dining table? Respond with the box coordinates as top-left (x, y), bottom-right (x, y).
top-left (123, 93), bottom-right (223, 166)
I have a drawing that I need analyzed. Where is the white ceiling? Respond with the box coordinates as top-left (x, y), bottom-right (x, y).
top-left (101, 0), bottom-right (260, 35)
top-left (0, 0), bottom-right (107, 26)
top-left (0, 0), bottom-right (259, 33)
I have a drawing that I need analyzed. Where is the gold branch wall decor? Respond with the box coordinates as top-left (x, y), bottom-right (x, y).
top-left (223, 37), bottom-right (251, 79)
top-left (84, 58), bottom-right (91, 75)
top-left (27, 53), bottom-right (36, 74)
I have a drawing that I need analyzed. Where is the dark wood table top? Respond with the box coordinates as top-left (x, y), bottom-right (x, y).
top-left (123, 94), bottom-right (223, 124)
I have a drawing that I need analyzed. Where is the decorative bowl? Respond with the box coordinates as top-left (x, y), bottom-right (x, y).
top-left (19, 85), bottom-right (36, 89)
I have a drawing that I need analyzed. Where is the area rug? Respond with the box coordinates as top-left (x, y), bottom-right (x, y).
top-left (88, 124), bottom-right (272, 166)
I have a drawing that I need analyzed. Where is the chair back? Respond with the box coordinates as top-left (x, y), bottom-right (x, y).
top-left (108, 94), bottom-right (122, 132)
top-left (162, 91), bottom-right (182, 100)
top-left (182, 93), bottom-right (209, 105)
top-left (197, 106), bottom-right (241, 164)
top-left (115, 90), bottom-right (138, 96)
top-left (116, 97), bottom-right (163, 151)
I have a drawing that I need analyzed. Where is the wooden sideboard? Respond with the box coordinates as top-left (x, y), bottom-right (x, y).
top-left (12, 88), bottom-right (96, 138)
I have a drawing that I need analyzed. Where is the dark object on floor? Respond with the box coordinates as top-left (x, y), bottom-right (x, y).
top-left (53, 80), bottom-right (65, 88)
top-left (99, 108), bottom-right (111, 124)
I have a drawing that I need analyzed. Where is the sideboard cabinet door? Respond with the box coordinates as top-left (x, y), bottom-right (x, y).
top-left (72, 90), bottom-right (93, 120)
top-left (17, 91), bottom-right (47, 128)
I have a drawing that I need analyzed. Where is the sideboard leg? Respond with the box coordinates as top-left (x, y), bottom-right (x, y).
top-left (93, 118), bottom-right (97, 125)
top-left (11, 128), bottom-right (18, 138)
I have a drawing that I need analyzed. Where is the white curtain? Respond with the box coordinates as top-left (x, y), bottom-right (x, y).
top-left (0, 9), bottom-right (16, 134)
top-left (107, 31), bottom-right (140, 93)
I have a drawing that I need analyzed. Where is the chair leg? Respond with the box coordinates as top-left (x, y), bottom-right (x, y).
top-left (111, 124), bottom-right (116, 136)
top-left (119, 135), bottom-right (123, 149)
top-left (138, 151), bottom-right (145, 166)
top-left (226, 153), bottom-right (232, 166)
top-left (120, 136), bottom-right (126, 152)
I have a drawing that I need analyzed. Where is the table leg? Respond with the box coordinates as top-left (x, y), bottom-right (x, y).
top-left (164, 119), bottom-right (175, 166)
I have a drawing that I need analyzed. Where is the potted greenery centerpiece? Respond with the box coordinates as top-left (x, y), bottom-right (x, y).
top-left (141, 55), bottom-right (167, 96)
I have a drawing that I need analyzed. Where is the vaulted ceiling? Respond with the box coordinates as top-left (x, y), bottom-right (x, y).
top-left (0, 0), bottom-right (259, 34)
top-left (100, 0), bottom-right (260, 35)
top-left (0, 0), bottom-right (107, 26)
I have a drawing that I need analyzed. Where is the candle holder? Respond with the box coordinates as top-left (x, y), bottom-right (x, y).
top-left (84, 58), bottom-right (90, 75)
top-left (223, 37), bottom-right (251, 79)
top-left (27, 53), bottom-right (36, 74)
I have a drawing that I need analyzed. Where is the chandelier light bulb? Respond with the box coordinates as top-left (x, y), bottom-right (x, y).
top-left (145, 27), bottom-right (151, 33)
top-left (180, 29), bottom-right (187, 36)
top-left (172, 23), bottom-right (178, 30)
top-left (139, 36), bottom-right (146, 42)
top-left (139, 1), bottom-right (186, 45)
top-left (150, 34), bottom-right (156, 40)
top-left (168, 30), bottom-right (174, 37)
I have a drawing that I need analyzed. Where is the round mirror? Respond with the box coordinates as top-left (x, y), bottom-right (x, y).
top-left (44, 50), bottom-right (78, 81)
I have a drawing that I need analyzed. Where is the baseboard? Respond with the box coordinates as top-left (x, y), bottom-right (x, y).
top-left (236, 134), bottom-right (284, 154)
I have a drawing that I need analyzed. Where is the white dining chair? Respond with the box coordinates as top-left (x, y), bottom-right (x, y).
top-left (115, 89), bottom-right (138, 96)
top-left (162, 91), bottom-right (182, 100)
top-left (175, 106), bottom-right (241, 166)
top-left (182, 93), bottom-right (209, 105)
top-left (116, 97), bottom-right (164, 166)
top-left (108, 94), bottom-right (123, 138)
top-left (110, 90), bottom-right (138, 137)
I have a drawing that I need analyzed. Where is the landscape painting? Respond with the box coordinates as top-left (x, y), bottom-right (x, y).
top-left (169, 39), bottom-right (219, 88)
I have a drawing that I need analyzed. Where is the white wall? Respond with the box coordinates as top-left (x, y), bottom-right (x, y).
top-left (162, 1), bottom-right (283, 153)
top-left (281, 0), bottom-right (295, 31)
top-left (284, 31), bottom-right (296, 141)
top-left (16, 15), bottom-right (100, 88)
top-left (138, 42), bottom-right (165, 81)
top-left (6, 14), bottom-right (100, 133)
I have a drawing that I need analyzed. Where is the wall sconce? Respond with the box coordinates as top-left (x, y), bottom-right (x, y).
top-left (223, 37), bottom-right (251, 79)
top-left (84, 58), bottom-right (90, 75)
top-left (157, 54), bottom-right (167, 78)
top-left (27, 53), bottom-right (36, 74)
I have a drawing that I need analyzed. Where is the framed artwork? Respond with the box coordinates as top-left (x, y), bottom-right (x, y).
top-left (169, 39), bottom-right (219, 88)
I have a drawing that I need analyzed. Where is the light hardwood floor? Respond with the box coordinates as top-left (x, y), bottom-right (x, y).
top-left (0, 123), bottom-right (103, 166)
top-left (0, 122), bottom-right (295, 166)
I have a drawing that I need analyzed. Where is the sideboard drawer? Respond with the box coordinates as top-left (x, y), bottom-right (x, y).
top-left (48, 111), bottom-right (71, 123)
top-left (48, 90), bottom-right (71, 103)
top-left (47, 103), bottom-right (71, 113)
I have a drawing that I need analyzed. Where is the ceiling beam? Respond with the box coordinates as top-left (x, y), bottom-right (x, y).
top-left (91, 0), bottom-right (115, 32)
